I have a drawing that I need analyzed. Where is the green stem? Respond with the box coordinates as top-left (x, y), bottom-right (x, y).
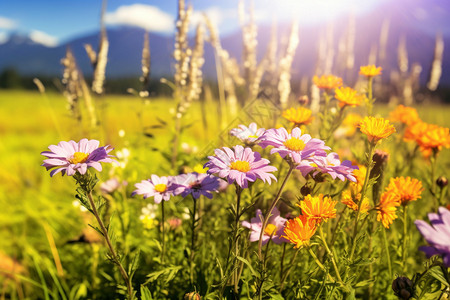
top-left (402, 205), bottom-right (408, 273)
top-left (382, 226), bottom-right (392, 278)
top-left (258, 166), bottom-right (295, 259)
top-left (234, 186), bottom-right (242, 294)
top-left (307, 247), bottom-right (335, 283)
top-left (190, 196), bottom-right (197, 285)
top-left (161, 201), bottom-right (165, 264)
top-left (319, 227), bottom-right (344, 285)
top-left (279, 248), bottom-right (301, 292)
top-left (87, 191), bottom-right (133, 299)
top-left (367, 77), bottom-right (374, 116)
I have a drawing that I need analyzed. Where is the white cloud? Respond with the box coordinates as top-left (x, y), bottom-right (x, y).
top-left (0, 16), bottom-right (17, 29)
top-left (29, 30), bottom-right (59, 47)
top-left (0, 31), bottom-right (8, 44)
top-left (105, 4), bottom-right (174, 32)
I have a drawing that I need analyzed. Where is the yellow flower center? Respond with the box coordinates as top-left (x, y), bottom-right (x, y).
top-left (284, 137), bottom-right (306, 151)
top-left (69, 152), bottom-right (89, 164)
top-left (154, 184), bottom-right (167, 193)
top-left (264, 224), bottom-right (277, 236)
top-left (248, 134), bottom-right (259, 138)
top-left (229, 160), bottom-right (251, 173)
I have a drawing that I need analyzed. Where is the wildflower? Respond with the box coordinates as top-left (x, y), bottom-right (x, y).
top-left (341, 190), bottom-right (370, 213)
top-left (41, 139), bottom-right (115, 177)
top-left (313, 74), bottom-right (343, 91)
top-left (230, 122), bottom-right (265, 145)
top-left (204, 145), bottom-right (277, 189)
top-left (299, 194), bottom-right (337, 224)
top-left (140, 203), bottom-right (159, 229)
top-left (392, 276), bottom-right (414, 300)
top-left (334, 113), bottom-right (363, 138)
top-left (389, 105), bottom-right (420, 126)
top-left (173, 172), bottom-right (221, 199)
top-left (193, 164), bottom-right (208, 174)
top-left (100, 177), bottom-right (127, 194)
top-left (405, 122), bottom-right (450, 157)
top-left (259, 127), bottom-right (330, 165)
top-left (242, 207), bottom-right (287, 245)
top-left (334, 87), bottom-right (364, 108)
top-left (359, 116), bottom-right (396, 144)
top-left (385, 177), bottom-right (423, 206)
top-left (282, 215), bottom-right (317, 248)
top-left (308, 152), bottom-right (358, 182)
top-left (415, 207), bottom-right (450, 267)
top-left (376, 191), bottom-right (400, 229)
top-left (133, 175), bottom-right (176, 204)
top-left (359, 65), bottom-right (382, 78)
top-left (168, 217), bottom-right (182, 230)
top-left (282, 107), bottom-right (313, 126)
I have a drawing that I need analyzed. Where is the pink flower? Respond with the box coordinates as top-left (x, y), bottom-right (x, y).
top-left (242, 207), bottom-right (287, 245)
top-left (41, 139), bottom-right (115, 177)
top-left (204, 145), bottom-right (277, 189)
top-left (308, 152), bottom-right (358, 182)
top-left (230, 123), bottom-right (265, 145)
top-left (259, 127), bottom-right (330, 165)
top-left (133, 175), bottom-right (176, 204)
top-left (172, 172), bottom-right (221, 199)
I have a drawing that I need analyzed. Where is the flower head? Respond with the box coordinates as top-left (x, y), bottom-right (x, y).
top-left (359, 65), bottom-right (382, 78)
top-left (376, 191), bottom-right (401, 228)
top-left (204, 145), bottom-right (277, 189)
top-left (41, 139), bottom-right (115, 177)
top-left (334, 87), bottom-right (364, 108)
top-left (259, 127), bottom-right (330, 165)
top-left (282, 215), bottom-right (317, 248)
top-left (334, 113), bottom-right (363, 138)
top-left (359, 116), bottom-right (396, 144)
top-left (230, 123), bottom-right (265, 145)
top-left (242, 207), bottom-right (287, 245)
top-left (173, 172), bottom-right (221, 199)
top-left (341, 190), bottom-right (370, 213)
top-left (385, 176), bottom-right (423, 206)
top-left (299, 194), bottom-right (337, 224)
top-left (282, 107), bottom-right (313, 126)
top-left (133, 175), bottom-right (176, 204)
top-left (307, 152), bottom-right (358, 182)
top-left (404, 121), bottom-right (450, 157)
top-left (415, 207), bottom-right (450, 267)
top-left (313, 74), bottom-right (343, 91)
top-left (389, 105), bottom-right (420, 126)
top-left (100, 177), bottom-right (127, 194)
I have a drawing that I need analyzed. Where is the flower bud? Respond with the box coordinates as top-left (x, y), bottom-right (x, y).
top-left (300, 184), bottom-right (312, 196)
top-left (298, 95), bottom-right (309, 106)
top-left (392, 276), bottom-right (414, 300)
top-left (184, 292), bottom-right (201, 300)
top-left (437, 176), bottom-right (448, 188)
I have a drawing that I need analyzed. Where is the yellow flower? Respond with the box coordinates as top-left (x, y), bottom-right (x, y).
top-left (385, 177), bottom-right (423, 206)
top-left (359, 65), bottom-right (382, 78)
top-left (404, 121), bottom-right (450, 157)
top-left (298, 194), bottom-right (337, 224)
top-left (313, 75), bottom-right (343, 91)
top-left (335, 113), bottom-right (362, 137)
top-left (282, 215), bottom-right (317, 248)
top-left (334, 87), bottom-right (364, 108)
top-left (282, 107), bottom-right (313, 126)
top-left (193, 164), bottom-right (208, 174)
top-left (359, 116), bottom-right (396, 144)
top-left (376, 191), bottom-right (400, 229)
top-left (389, 105), bottom-right (420, 126)
top-left (341, 190), bottom-right (370, 213)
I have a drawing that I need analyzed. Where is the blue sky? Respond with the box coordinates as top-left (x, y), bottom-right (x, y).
top-left (0, 0), bottom-right (449, 47)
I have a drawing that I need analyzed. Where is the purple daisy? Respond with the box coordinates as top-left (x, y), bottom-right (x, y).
top-left (173, 172), bottom-right (221, 199)
top-left (204, 145), bottom-right (277, 189)
top-left (242, 207), bottom-right (287, 245)
top-left (309, 152), bottom-right (358, 182)
top-left (132, 175), bottom-right (176, 204)
top-left (415, 207), bottom-right (450, 267)
top-left (41, 139), bottom-right (115, 177)
top-left (259, 127), bottom-right (330, 165)
top-left (230, 123), bottom-right (265, 145)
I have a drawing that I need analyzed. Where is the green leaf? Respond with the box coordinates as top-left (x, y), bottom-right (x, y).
top-left (428, 267), bottom-right (450, 287)
top-left (140, 285), bottom-right (153, 300)
top-left (144, 265), bottom-right (182, 285)
top-left (235, 256), bottom-right (257, 277)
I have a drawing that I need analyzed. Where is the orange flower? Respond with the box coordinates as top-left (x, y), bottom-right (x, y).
top-left (298, 194), bottom-right (337, 224)
top-left (341, 190), bottom-right (370, 213)
top-left (376, 191), bottom-right (400, 229)
top-left (385, 177), bottom-right (423, 206)
top-left (359, 65), bottom-right (382, 78)
top-left (404, 121), bottom-right (450, 157)
top-left (359, 116), bottom-right (396, 144)
top-left (282, 107), bottom-right (313, 126)
top-left (282, 215), bottom-right (317, 248)
top-left (313, 75), bottom-right (343, 91)
top-left (334, 87), bottom-right (364, 108)
top-left (389, 105), bottom-right (420, 126)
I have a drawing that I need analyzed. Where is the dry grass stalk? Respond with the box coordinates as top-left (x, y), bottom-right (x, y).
top-left (397, 35), bottom-right (408, 73)
top-left (174, 0), bottom-right (192, 96)
top-left (239, 0), bottom-right (257, 98)
top-left (278, 21), bottom-right (299, 108)
top-left (378, 19), bottom-right (390, 63)
top-left (61, 47), bottom-right (82, 121)
top-left (140, 31), bottom-right (151, 97)
top-left (427, 33), bottom-right (444, 91)
top-left (187, 24), bottom-right (205, 103)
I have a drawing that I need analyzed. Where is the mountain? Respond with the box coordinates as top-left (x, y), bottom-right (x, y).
top-left (1, 1), bottom-right (449, 87)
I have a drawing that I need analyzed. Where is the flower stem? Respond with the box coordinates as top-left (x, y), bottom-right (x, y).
top-left (319, 226), bottom-right (343, 285)
top-left (279, 248), bottom-right (301, 292)
top-left (258, 166), bottom-right (295, 259)
top-left (190, 196), bottom-right (197, 285)
top-left (307, 247), bottom-right (335, 283)
top-left (233, 186), bottom-right (242, 294)
top-left (87, 191), bottom-right (133, 299)
top-left (402, 205), bottom-right (408, 273)
top-left (382, 226), bottom-right (392, 278)
top-left (367, 77), bottom-right (374, 116)
top-left (161, 200), bottom-right (166, 264)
